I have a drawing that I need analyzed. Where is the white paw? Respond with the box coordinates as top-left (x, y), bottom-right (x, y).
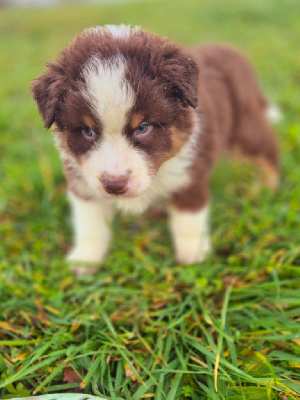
top-left (69, 264), bottom-right (100, 276)
top-left (67, 240), bottom-right (106, 276)
top-left (195, 236), bottom-right (212, 263)
top-left (175, 235), bottom-right (212, 265)
top-left (67, 240), bottom-right (105, 263)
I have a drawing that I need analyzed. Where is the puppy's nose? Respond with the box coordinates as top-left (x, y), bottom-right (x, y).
top-left (100, 175), bottom-right (129, 195)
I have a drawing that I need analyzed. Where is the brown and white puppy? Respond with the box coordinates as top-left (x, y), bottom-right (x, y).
top-left (31, 25), bottom-right (279, 275)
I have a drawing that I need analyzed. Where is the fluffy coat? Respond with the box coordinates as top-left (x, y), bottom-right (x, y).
top-left (32, 25), bottom-right (279, 274)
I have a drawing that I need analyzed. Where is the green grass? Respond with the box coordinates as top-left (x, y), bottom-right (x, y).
top-left (0, 0), bottom-right (300, 399)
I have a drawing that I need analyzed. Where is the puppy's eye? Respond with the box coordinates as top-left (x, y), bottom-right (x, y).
top-left (81, 126), bottom-right (95, 139)
top-left (134, 122), bottom-right (152, 136)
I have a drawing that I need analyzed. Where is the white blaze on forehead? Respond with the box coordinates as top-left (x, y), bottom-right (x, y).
top-left (82, 55), bottom-right (135, 136)
top-left (85, 24), bottom-right (140, 39)
top-left (105, 24), bottom-right (140, 38)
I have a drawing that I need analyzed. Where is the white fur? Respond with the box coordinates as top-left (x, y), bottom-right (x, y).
top-left (86, 24), bottom-right (140, 39)
top-left (58, 149), bottom-right (96, 200)
top-left (105, 24), bottom-right (140, 38)
top-left (83, 55), bottom-right (135, 136)
top-left (266, 104), bottom-right (282, 123)
top-left (67, 191), bottom-right (114, 275)
top-left (168, 204), bottom-right (211, 265)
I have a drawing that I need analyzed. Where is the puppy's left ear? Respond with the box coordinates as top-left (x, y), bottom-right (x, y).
top-left (156, 44), bottom-right (199, 108)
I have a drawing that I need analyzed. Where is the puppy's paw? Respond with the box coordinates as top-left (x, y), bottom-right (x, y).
top-left (69, 264), bottom-right (100, 276)
top-left (195, 236), bottom-right (212, 263)
top-left (175, 235), bottom-right (212, 265)
top-left (67, 241), bottom-right (106, 276)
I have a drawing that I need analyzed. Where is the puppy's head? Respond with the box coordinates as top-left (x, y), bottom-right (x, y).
top-left (32, 25), bottom-right (198, 199)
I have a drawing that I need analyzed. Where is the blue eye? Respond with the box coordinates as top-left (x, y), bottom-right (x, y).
top-left (81, 126), bottom-right (95, 139)
top-left (135, 122), bottom-right (152, 135)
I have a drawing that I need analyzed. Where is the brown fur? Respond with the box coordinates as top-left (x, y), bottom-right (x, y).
top-left (32, 27), bottom-right (279, 212)
top-left (170, 44), bottom-right (279, 211)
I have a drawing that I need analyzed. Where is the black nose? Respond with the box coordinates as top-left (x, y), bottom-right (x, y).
top-left (100, 175), bottom-right (129, 195)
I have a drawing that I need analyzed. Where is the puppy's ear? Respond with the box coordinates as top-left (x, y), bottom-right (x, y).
top-left (153, 44), bottom-right (199, 108)
top-left (31, 63), bottom-right (65, 129)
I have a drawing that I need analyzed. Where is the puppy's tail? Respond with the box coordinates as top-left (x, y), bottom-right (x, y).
top-left (266, 104), bottom-right (282, 124)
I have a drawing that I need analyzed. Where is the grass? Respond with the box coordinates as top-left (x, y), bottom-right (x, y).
top-left (0, 0), bottom-right (300, 398)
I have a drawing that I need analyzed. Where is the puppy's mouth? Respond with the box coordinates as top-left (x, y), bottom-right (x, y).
top-left (98, 179), bottom-right (149, 199)
top-left (100, 188), bottom-right (147, 199)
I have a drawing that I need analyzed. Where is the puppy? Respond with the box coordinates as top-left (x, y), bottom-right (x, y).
top-left (31, 25), bottom-right (279, 275)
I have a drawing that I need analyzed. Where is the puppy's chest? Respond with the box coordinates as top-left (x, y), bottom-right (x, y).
top-left (112, 157), bottom-right (189, 214)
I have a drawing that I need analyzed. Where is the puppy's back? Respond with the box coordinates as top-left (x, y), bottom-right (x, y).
top-left (193, 44), bottom-right (267, 112)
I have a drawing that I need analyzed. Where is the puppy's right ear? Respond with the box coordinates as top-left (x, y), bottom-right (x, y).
top-left (31, 64), bottom-right (65, 129)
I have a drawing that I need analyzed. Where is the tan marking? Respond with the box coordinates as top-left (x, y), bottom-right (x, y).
top-left (83, 116), bottom-right (96, 130)
top-left (170, 127), bottom-right (187, 156)
top-left (130, 113), bottom-right (144, 130)
top-left (255, 157), bottom-right (279, 189)
top-left (232, 145), bottom-right (279, 190)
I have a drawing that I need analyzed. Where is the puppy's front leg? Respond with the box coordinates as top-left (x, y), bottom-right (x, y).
top-left (67, 191), bottom-right (114, 275)
top-left (168, 204), bottom-right (211, 265)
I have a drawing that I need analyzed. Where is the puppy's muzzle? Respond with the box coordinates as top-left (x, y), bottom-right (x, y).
top-left (100, 174), bottom-right (129, 195)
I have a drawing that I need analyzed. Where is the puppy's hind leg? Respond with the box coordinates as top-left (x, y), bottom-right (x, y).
top-left (234, 110), bottom-right (279, 190)
top-left (254, 153), bottom-right (279, 190)
top-left (67, 191), bottom-right (114, 276)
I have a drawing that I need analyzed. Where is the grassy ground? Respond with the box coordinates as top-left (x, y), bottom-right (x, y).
top-left (0, 0), bottom-right (300, 399)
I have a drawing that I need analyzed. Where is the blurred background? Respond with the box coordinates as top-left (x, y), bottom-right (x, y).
top-left (1, 0), bottom-right (300, 398)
